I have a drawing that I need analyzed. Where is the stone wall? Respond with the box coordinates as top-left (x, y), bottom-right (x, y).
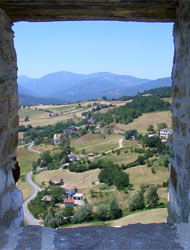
top-left (168, 0), bottom-right (190, 224)
top-left (0, 0), bottom-right (178, 22)
top-left (0, 9), bottom-right (23, 227)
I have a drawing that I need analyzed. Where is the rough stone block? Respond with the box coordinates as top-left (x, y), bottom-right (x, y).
top-left (0, 169), bottom-right (6, 196)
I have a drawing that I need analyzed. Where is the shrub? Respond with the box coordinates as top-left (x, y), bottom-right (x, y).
top-left (146, 185), bottom-right (159, 209)
top-left (95, 204), bottom-right (107, 221)
top-left (71, 204), bottom-right (93, 224)
top-left (129, 191), bottom-right (145, 211)
top-left (151, 167), bottom-right (156, 174)
top-left (55, 210), bottom-right (66, 227)
top-left (109, 196), bottom-right (122, 219)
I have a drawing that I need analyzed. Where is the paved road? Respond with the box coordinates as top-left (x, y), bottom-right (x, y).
top-left (92, 138), bottom-right (124, 158)
top-left (27, 141), bottom-right (41, 154)
top-left (23, 139), bottom-right (123, 224)
top-left (23, 171), bottom-right (42, 225)
top-left (23, 142), bottom-right (42, 225)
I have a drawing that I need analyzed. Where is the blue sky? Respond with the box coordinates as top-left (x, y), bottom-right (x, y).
top-left (13, 21), bottom-right (174, 80)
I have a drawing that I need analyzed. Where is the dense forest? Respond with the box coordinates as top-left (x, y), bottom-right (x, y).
top-left (141, 87), bottom-right (171, 97)
top-left (119, 86), bottom-right (171, 101)
top-left (94, 95), bottom-right (171, 125)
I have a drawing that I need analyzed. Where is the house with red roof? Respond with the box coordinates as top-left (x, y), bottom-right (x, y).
top-left (63, 199), bottom-right (75, 207)
top-left (61, 184), bottom-right (77, 198)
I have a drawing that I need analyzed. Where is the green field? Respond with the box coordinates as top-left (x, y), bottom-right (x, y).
top-left (71, 133), bottom-right (124, 154)
top-left (115, 111), bottom-right (172, 133)
top-left (18, 108), bottom-right (47, 119)
top-left (109, 208), bottom-right (167, 227)
top-left (19, 101), bottom-right (125, 127)
top-left (17, 148), bottom-right (39, 200)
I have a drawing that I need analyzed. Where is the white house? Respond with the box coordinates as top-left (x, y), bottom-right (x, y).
top-left (73, 193), bottom-right (84, 206)
top-left (160, 128), bottom-right (173, 139)
top-left (53, 133), bottom-right (62, 145)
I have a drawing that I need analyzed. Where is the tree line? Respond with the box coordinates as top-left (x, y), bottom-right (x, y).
top-left (94, 95), bottom-right (171, 125)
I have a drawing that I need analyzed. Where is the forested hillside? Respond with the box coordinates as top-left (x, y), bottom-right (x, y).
top-left (94, 95), bottom-right (171, 125)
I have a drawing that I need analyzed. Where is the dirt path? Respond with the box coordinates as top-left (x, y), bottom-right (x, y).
top-left (92, 138), bottom-right (124, 158)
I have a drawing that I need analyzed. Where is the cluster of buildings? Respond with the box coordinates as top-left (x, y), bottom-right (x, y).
top-left (53, 125), bottom-right (79, 145)
top-left (61, 184), bottom-right (84, 207)
top-left (148, 128), bottom-right (173, 142)
top-left (64, 125), bottom-right (79, 137)
top-left (41, 182), bottom-right (84, 207)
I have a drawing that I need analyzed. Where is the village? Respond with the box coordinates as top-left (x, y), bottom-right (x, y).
top-left (36, 124), bottom-right (173, 212)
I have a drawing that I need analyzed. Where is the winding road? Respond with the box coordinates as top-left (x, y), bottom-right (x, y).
top-left (27, 141), bottom-right (41, 154)
top-left (23, 138), bottom-right (124, 225)
top-left (23, 142), bottom-right (42, 225)
top-left (23, 171), bottom-right (42, 225)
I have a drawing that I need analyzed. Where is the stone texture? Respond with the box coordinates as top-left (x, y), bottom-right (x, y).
top-left (0, 224), bottom-right (184, 250)
top-left (0, 0), bottom-right (178, 22)
top-left (0, 9), bottom-right (23, 227)
top-left (0, 169), bottom-right (6, 195)
top-left (168, 0), bottom-right (190, 224)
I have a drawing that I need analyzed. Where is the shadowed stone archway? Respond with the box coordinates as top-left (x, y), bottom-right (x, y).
top-left (0, 0), bottom-right (190, 228)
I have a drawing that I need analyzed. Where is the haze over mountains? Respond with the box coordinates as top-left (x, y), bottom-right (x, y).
top-left (18, 71), bottom-right (172, 104)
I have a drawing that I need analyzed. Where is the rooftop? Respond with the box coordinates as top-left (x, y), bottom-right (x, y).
top-left (61, 184), bottom-right (76, 191)
top-left (64, 199), bottom-right (75, 203)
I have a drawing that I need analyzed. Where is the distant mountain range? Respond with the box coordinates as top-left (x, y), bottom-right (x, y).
top-left (18, 71), bottom-right (172, 104)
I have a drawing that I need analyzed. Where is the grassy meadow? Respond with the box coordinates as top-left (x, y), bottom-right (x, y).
top-left (71, 133), bottom-right (124, 154)
top-left (17, 148), bottom-right (39, 200)
top-left (19, 101), bottom-right (125, 127)
top-left (115, 111), bottom-right (172, 133)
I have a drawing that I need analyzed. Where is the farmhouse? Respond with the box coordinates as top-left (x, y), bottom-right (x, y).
top-left (73, 193), bottom-right (84, 206)
top-left (160, 128), bottom-right (173, 139)
top-left (53, 133), bottom-right (62, 145)
top-left (61, 184), bottom-right (77, 198)
top-left (64, 125), bottom-right (79, 137)
top-left (64, 199), bottom-right (75, 207)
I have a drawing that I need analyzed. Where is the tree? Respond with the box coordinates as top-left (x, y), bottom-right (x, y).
top-left (96, 204), bottom-right (107, 221)
top-left (63, 206), bottom-right (74, 217)
top-left (157, 123), bottom-right (168, 132)
top-left (47, 217), bottom-right (57, 228)
top-left (129, 191), bottom-right (145, 211)
top-left (60, 134), bottom-right (70, 149)
top-left (109, 196), bottom-right (122, 219)
top-left (44, 211), bottom-right (55, 227)
top-left (49, 186), bottom-right (66, 204)
top-left (125, 130), bottom-right (137, 140)
top-left (147, 125), bottom-right (154, 133)
top-left (82, 148), bottom-right (86, 155)
top-left (71, 204), bottom-right (93, 224)
top-left (146, 185), bottom-right (159, 208)
top-left (113, 171), bottom-right (129, 190)
top-left (24, 116), bottom-right (29, 122)
top-left (55, 210), bottom-right (66, 226)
